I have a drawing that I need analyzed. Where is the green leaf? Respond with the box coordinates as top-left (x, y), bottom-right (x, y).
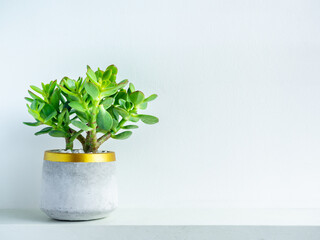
top-left (30, 100), bottom-right (38, 110)
top-left (44, 110), bottom-right (57, 122)
top-left (118, 79), bottom-right (128, 89)
top-left (138, 114), bottom-right (159, 124)
top-left (95, 69), bottom-right (103, 80)
top-left (25, 97), bottom-right (33, 103)
top-left (112, 131), bottom-right (132, 140)
top-left (23, 121), bottom-right (42, 127)
top-left (69, 101), bottom-right (86, 112)
top-left (64, 109), bottom-right (70, 125)
top-left (71, 120), bottom-right (92, 131)
top-left (49, 130), bottom-right (66, 138)
top-left (49, 89), bottom-right (60, 110)
top-left (28, 90), bottom-right (43, 101)
top-left (41, 104), bottom-right (57, 122)
top-left (102, 69), bottom-right (112, 81)
top-left (139, 102), bottom-right (148, 110)
top-left (128, 115), bottom-right (140, 122)
top-left (84, 82), bottom-right (99, 99)
top-left (75, 111), bottom-right (88, 122)
top-left (27, 107), bottom-right (40, 119)
top-left (119, 99), bottom-right (126, 108)
top-left (122, 125), bottom-right (138, 129)
top-left (101, 97), bottom-right (114, 109)
top-left (86, 66), bottom-right (98, 83)
top-left (129, 83), bottom-right (135, 92)
top-left (113, 107), bottom-right (129, 118)
top-left (144, 94), bottom-right (158, 103)
top-left (129, 91), bottom-right (145, 105)
top-left (110, 74), bottom-right (116, 82)
top-left (58, 109), bottom-right (67, 127)
top-left (111, 118), bottom-right (118, 131)
top-left (48, 80), bottom-right (57, 95)
top-left (97, 105), bottom-right (113, 131)
top-left (30, 85), bottom-right (43, 95)
top-left (35, 127), bottom-right (53, 136)
top-left (59, 85), bottom-right (78, 97)
top-left (64, 78), bottom-right (76, 91)
top-left (107, 65), bottom-right (118, 74)
top-left (101, 87), bottom-right (118, 97)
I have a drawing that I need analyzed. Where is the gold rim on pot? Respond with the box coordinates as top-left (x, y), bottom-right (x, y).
top-left (44, 150), bottom-right (116, 163)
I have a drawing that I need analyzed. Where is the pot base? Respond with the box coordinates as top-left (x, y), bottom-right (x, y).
top-left (41, 208), bottom-right (115, 221)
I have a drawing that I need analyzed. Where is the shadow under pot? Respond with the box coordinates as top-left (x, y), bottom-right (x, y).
top-left (40, 150), bottom-right (118, 221)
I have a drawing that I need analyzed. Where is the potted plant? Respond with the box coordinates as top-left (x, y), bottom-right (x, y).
top-left (24, 65), bottom-right (158, 221)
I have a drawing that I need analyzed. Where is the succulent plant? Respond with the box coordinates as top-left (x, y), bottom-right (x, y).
top-left (24, 65), bottom-right (158, 153)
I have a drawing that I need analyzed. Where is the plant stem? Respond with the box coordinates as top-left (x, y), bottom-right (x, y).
top-left (97, 133), bottom-right (111, 148)
top-left (65, 137), bottom-right (73, 150)
top-left (85, 99), bottom-right (99, 153)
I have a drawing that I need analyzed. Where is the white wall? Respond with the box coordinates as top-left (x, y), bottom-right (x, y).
top-left (0, 0), bottom-right (320, 209)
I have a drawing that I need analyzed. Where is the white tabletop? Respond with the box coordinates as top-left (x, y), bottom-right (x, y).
top-left (1, 208), bottom-right (320, 240)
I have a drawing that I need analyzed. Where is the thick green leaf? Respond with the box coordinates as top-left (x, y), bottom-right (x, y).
top-left (129, 91), bottom-right (145, 105)
top-left (49, 130), bottom-right (66, 137)
top-left (144, 94), bottom-right (158, 103)
top-left (95, 69), bottom-right (103, 80)
top-left (97, 105), bottom-right (113, 131)
top-left (129, 83), bottom-right (135, 92)
top-left (40, 104), bottom-right (57, 122)
top-left (101, 87), bottom-right (118, 97)
top-left (84, 82), bottom-right (99, 99)
top-left (27, 107), bottom-right (40, 119)
top-left (69, 101), bottom-right (86, 112)
top-left (101, 97), bottom-right (114, 109)
top-left (64, 109), bottom-right (70, 125)
top-left (30, 100), bottom-right (38, 110)
top-left (113, 107), bottom-right (129, 118)
top-left (49, 89), bottom-right (60, 110)
top-left (64, 78), bottom-right (76, 91)
top-left (138, 114), bottom-right (159, 124)
top-left (59, 85), bottom-right (78, 97)
top-left (44, 110), bottom-right (57, 122)
top-left (128, 115), bottom-right (140, 122)
top-left (25, 97), bottom-right (33, 103)
top-left (112, 131), bottom-right (132, 140)
top-left (71, 120), bottom-right (92, 131)
top-left (111, 118), bottom-right (118, 131)
top-left (28, 90), bottom-right (43, 101)
top-left (122, 125), bottom-right (138, 129)
top-left (75, 111), bottom-right (88, 122)
top-left (110, 74), bottom-right (116, 82)
top-left (107, 65), bottom-right (118, 74)
top-left (30, 85), bottom-right (43, 95)
top-left (35, 127), bottom-right (53, 136)
top-left (118, 79), bottom-right (128, 89)
top-left (139, 102), bottom-right (148, 110)
top-left (102, 69), bottom-right (112, 81)
top-left (118, 99), bottom-right (126, 108)
top-left (57, 109), bottom-right (67, 127)
top-left (48, 80), bottom-right (57, 95)
top-left (86, 66), bottom-right (98, 83)
top-left (23, 121), bottom-right (42, 127)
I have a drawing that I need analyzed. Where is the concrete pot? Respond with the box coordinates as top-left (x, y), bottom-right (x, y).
top-left (40, 150), bottom-right (118, 221)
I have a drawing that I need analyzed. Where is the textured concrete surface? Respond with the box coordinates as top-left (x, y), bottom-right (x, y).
top-left (40, 161), bottom-right (117, 221)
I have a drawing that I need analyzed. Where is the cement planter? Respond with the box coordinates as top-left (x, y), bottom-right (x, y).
top-left (40, 150), bottom-right (118, 221)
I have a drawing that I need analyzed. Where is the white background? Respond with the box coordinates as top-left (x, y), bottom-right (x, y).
top-left (0, 0), bottom-right (320, 209)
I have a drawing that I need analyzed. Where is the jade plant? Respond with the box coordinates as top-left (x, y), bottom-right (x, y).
top-left (24, 65), bottom-right (158, 153)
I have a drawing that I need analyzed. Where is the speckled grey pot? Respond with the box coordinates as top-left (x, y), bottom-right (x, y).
top-left (40, 150), bottom-right (118, 221)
